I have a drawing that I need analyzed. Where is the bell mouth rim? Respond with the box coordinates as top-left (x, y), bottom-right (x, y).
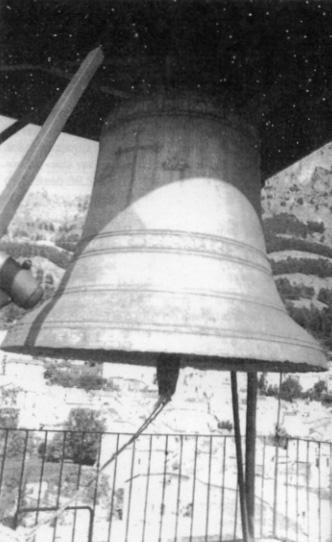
top-left (1, 346), bottom-right (327, 373)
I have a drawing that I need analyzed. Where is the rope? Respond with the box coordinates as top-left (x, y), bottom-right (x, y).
top-left (23, 395), bottom-right (170, 541)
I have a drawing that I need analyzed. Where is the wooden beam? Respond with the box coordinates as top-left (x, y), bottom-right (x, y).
top-left (0, 46), bottom-right (104, 238)
top-left (0, 118), bottom-right (33, 146)
top-left (0, 101), bottom-right (56, 145)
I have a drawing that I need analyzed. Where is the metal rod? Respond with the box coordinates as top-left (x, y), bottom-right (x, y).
top-left (296, 439), bottom-right (299, 542)
top-left (158, 434), bottom-right (169, 542)
top-left (245, 372), bottom-right (257, 538)
top-left (107, 434), bottom-right (120, 542)
top-left (330, 443), bottom-right (332, 542)
top-left (36, 430), bottom-right (48, 526)
top-left (219, 437), bottom-right (227, 541)
top-left (0, 46), bottom-right (104, 237)
top-left (141, 435), bottom-right (153, 542)
top-left (124, 439), bottom-right (136, 542)
top-left (14, 429), bottom-right (29, 528)
top-left (189, 435), bottom-right (199, 542)
top-left (259, 437), bottom-right (266, 538)
top-left (233, 481), bottom-right (239, 540)
top-left (14, 429), bottom-right (29, 529)
top-left (52, 430), bottom-right (67, 542)
top-left (71, 454), bottom-right (83, 542)
top-left (90, 432), bottom-right (102, 542)
top-left (306, 440), bottom-right (310, 540)
top-left (230, 371), bottom-right (250, 542)
top-left (286, 437), bottom-right (289, 539)
top-left (272, 372), bottom-right (283, 536)
top-left (205, 436), bottom-right (213, 541)
top-left (174, 435), bottom-right (184, 542)
top-left (318, 442), bottom-right (322, 542)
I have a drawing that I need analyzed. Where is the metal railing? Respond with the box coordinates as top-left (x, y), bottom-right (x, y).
top-left (0, 428), bottom-right (331, 542)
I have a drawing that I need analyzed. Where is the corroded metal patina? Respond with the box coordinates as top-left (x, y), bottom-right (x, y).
top-left (2, 94), bottom-right (327, 372)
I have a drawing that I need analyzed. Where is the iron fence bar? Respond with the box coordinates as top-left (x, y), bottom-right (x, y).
top-left (90, 432), bottom-right (102, 542)
top-left (330, 443), bottom-right (332, 542)
top-left (296, 438), bottom-right (299, 542)
top-left (305, 440), bottom-right (310, 541)
top-left (141, 434), bottom-right (153, 542)
top-left (158, 434), bottom-right (169, 542)
top-left (18, 506), bottom-right (94, 542)
top-left (205, 435), bottom-right (213, 542)
top-left (71, 433), bottom-right (84, 542)
top-left (318, 441), bottom-right (321, 542)
top-left (219, 436), bottom-right (227, 542)
top-left (286, 438), bottom-right (289, 541)
top-left (272, 435), bottom-right (280, 536)
top-left (14, 429), bottom-right (29, 528)
top-left (233, 481), bottom-right (239, 540)
top-left (107, 434), bottom-right (120, 542)
top-left (0, 427), bottom-right (325, 439)
top-left (2, 427), bottom-right (331, 442)
top-left (52, 430), bottom-right (67, 542)
top-left (18, 505), bottom-right (93, 512)
top-left (259, 437), bottom-right (266, 538)
top-left (0, 427), bottom-right (330, 542)
top-left (124, 438), bottom-right (136, 542)
top-left (0, 428), bottom-right (9, 494)
top-left (189, 435), bottom-right (199, 542)
top-left (273, 373), bottom-right (282, 537)
top-left (174, 435), bottom-right (184, 542)
top-left (35, 430), bottom-right (48, 527)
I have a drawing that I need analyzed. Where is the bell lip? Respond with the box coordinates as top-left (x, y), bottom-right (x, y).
top-left (1, 346), bottom-right (327, 373)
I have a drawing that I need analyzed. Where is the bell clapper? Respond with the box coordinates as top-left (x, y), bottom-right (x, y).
top-left (156, 353), bottom-right (181, 403)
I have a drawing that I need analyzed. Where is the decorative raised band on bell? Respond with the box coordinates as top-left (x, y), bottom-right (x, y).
top-left (1, 95), bottom-right (327, 373)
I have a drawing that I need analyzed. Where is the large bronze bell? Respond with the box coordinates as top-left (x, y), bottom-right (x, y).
top-left (2, 94), bottom-right (327, 372)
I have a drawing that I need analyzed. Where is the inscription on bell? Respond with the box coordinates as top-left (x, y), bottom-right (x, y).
top-left (162, 153), bottom-right (190, 176)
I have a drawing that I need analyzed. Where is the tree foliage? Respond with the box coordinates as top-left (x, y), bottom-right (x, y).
top-left (38, 408), bottom-right (106, 465)
top-left (265, 235), bottom-right (332, 258)
top-left (286, 303), bottom-right (332, 349)
top-left (275, 277), bottom-right (314, 301)
top-left (271, 257), bottom-right (332, 277)
top-left (317, 288), bottom-right (332, 306)
top-left (44, 364), bottom-right (110, 390)
top-left (263, 213), bottom-right (325, 240)
top-left (259, 375), bottom-right (303, 402)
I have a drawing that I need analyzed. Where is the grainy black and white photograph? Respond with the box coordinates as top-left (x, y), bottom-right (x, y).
top-left (0, 1), bottom-right (331, 541)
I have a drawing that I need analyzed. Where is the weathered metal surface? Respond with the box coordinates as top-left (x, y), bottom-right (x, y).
top-left (83, 94), bottom-right (261, 239)
top-left (2, 94), bottom-right (327, 371)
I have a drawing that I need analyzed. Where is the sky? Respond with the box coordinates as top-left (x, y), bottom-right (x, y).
top-left (0, 115), bottom-right (99, 197)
